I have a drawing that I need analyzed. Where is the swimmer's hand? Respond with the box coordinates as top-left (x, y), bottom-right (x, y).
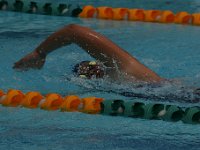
top-left (13, 51), bottom-right (46, 71)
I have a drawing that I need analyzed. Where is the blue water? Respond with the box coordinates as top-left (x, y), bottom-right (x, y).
top-left (1, 1), bottom-right (200, 149)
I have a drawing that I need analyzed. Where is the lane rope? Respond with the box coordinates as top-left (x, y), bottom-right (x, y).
top-left (1, 0), bottom-right (200, 26)
top-left (0, 89), bottom-right (200, 124)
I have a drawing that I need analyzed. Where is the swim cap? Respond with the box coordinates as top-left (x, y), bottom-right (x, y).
top-left (73, 61), bottom-right (104, 79)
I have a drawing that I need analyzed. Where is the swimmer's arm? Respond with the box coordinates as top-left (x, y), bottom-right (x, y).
top-left (14, 24), bottom-right (162, 82)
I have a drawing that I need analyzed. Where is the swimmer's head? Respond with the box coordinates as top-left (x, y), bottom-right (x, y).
top-left (73, 61), bottom-right (104, 79)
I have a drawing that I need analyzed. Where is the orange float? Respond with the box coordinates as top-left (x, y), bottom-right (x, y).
top-left (1, 89), bottom-right (24, 107)
top-left (192, 13), bottom-right (200, 25)
top-left (21, 92), bottom-right (43, 108)
top-left (96, 7), bottom-right (113, 19)
top-left (0, 90), bottom-right (5, 104)
top-left (60, 95), bottom-right (81, 112)
top-left (81, 97), bottom-right (104, 114)
top-left (112, 8), bottom-right (128, 20)
top-left (79, 5), bottom-right (96, 18)
top-left (144, 10), bottom-right (162, 22)
top-left (0, 90), bottom-right (4, 97)
top-left (159, 10), bottom-right (175, 23)
top-left (127, 9), bottom-right (145, 21)
top-left (174, 12), bottom-right (192, 24)
top-left (40, 93), bottom-right (64, 110)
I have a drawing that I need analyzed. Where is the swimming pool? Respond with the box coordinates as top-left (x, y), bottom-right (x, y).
top-left (1, 0), bottom-right (200, 150)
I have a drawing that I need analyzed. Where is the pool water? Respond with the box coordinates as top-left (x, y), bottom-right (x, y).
top-left (1, 0), bottom-right (200, 149)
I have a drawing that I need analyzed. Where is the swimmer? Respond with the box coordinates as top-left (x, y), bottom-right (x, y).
top-left (13, 24), bottom-right (163, 83)
top-left (12, 24), bottom-right (200, 101)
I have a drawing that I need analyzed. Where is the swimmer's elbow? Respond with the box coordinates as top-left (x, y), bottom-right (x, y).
top-left (65, 24), bottom-right (81, 30)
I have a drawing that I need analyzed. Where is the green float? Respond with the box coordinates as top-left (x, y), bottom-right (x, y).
top-left (161, 105), bottom-right (184, 122)
top-left (100, 100), bottom-right (125, 116)
top-left (124, 101), bottom-right (145, 118)
top-left (143, 103), bottom-right (165, 119)
top-left (0, 0), bottom-right (80, 16)
top-left (182, 107), bottom-right (200, 124)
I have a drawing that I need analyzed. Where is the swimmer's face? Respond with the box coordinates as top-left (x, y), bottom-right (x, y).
top-left (73, 61), bottom-right (104, 79)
